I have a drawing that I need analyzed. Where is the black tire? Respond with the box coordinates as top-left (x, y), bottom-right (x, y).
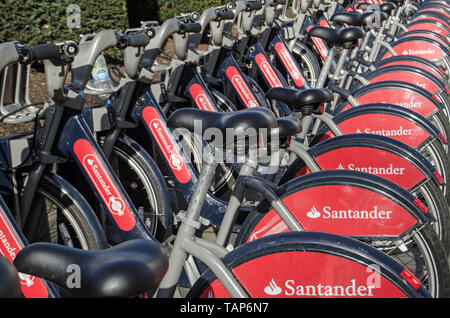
top-left (430, 111), bottom-right (450, 154)
top-left (413, 181), bottom-right (450, 253)
top-left (22, 178), bottom-right (105, 251)
top-left (419, 138), bottom-right (450, 204)
top-left (108, 137), bottom-right (172, 242)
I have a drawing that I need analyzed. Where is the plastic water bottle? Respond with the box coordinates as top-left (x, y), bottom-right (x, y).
top-left (88, 53), bottom-right (114, 100)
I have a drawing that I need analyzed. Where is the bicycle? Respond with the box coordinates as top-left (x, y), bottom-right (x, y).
top-left (159, 3), bottom-right (450, 253)
top-left (0, 68), bottom-right (430, 298)
top-left (71, 21), bottom-right (450, 296)
top-left (0, 41), bottom-right (108, 251)
top-left (0, 188), bottom-right (168, 298)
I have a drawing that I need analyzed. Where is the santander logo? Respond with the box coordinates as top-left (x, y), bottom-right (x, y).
top-left (274, 42), bottom-right (305, 87)
top-left (306, 205), bottom-right (321, 218)
top-left (355, 126), bottom-right (413, 137)
top-left (264, 279), bottom-right (283, 296)
top-left (83, 154), bottom-right (125, 217)
top-left (255, 53), bottom-right (283, 88)
top-left (227, 67), bottom-right (259, 108)
top-left (337, 162), bottom-right (406, 175)
top-left (0, 210), bottom-right (49, 297)
top-left (196, 94), bottom-right (213, 111)
top-left (83, 154), bottom-right (129, 219)
top-left (263, 278), bottom-right (377, 297)
top-left (305, 205), bottom-right (393, 220)
top-left (18, 273), bottom-right (35, 287)
top-left (394, 99), bottom-right (423, 109)
top-left (143, 107), bottom-right (191, 183)
top-left (189, 83), bottom-right (215, 112)
top-left (151, 120), bottom-right (184, 172)
top-left (400, 47), bottom-right (437, 56)
top-left (74, 139), bottom-right (136, 231)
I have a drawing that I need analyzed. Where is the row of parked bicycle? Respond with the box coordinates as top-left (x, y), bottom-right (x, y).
top-left (0, 0), bottom-right (449, 298)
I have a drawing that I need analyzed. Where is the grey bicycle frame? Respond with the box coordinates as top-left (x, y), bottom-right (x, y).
top-left (156, 137), bottom-right (307, 297)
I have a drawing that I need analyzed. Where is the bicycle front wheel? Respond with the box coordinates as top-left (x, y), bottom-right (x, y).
top-left (21, 174), bottom-right (106, 251)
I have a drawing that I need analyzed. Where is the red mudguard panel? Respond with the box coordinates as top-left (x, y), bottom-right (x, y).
top-left (367, 72), bottom-right (440, 95)
top-left (378, 60), bottom-right (443, 80)
top-left (402, 32), bottom-right (448, 48)
top-left (202, 251), bottom-right (408, 298)
top-left (321, 113), bottom-right (430, 148)
top-left (406, 20), bottom-right (449, 37)
top-left (342, 88), bottom-right (438, 118)
top-left (382, 39), bottom-right (446, 61)
top-left (247, 184), bottom-right (418, 242)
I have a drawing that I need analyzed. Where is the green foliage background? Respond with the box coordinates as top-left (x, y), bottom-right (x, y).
top-left (158, 0), bottom-right (223, 21)
top-left (0, 0), bottom-right (224, 60)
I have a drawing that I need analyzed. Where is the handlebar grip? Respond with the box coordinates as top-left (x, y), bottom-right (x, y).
top-left (29, 43), bottom-right (60, 60)
top-left (218, 10), bottom-right (235, 20)
top-left (128, 33), bottom-right (150, 47)
top-left (245, 1), bottom-right (263, 11)
top-left (180, 22), bottom-right (202, 33)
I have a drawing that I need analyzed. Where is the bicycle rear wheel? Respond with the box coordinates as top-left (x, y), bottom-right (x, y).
top-left (235, 171), bottom-right (450, 297)
top-left (187, 232), bottom-right (432, 298)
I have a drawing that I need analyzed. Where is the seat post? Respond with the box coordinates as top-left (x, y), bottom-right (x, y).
top-left (183, 147), bottom-right (218, 225)
top-left (156, 146), bottom-right (218, 297)
top-left (216, 148), bottom-right (259, 247)
top-left (331, 48), bottom-right (350, 86)
top-left (316, 47), bottom-right (338, 88)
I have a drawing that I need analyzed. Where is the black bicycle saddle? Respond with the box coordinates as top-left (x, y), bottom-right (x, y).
top-left (307, 26), bottom-right (365, 47)
top-left (167, 107), bottom-right (278, 151)
top-left (331, 11), bottom-right (388, 27)
top-left (357, 2), bottom-right (397, 15)
top-left (277, 117), bottom-right (302, 137)
top-left (266, 87), bottom-right (334, 114)
top-left (167, 107), bottom-right (277, 134)
top-left (14, 239), bottom-right (168, 298)
top-left (0, 256), bottom-right (21, 298)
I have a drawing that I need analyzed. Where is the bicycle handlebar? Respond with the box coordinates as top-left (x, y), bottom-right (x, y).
top-left (120, 33), bottom-right (150, 48)
top-left (245, 1), bottom-right (263, 11)
top-left (217, 10), bottom-right (235, 20)
top-left (0, 41), bottom-right (78, 74)
top-left (28, 44), bottom-right (61, 60)
top-left (178, 22), bottom-right (202, 34)
top-left (17, 41), bottom-right (78, 63)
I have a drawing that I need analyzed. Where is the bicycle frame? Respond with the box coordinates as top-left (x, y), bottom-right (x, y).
top-left (0, 194), bottom-right (57, 297)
